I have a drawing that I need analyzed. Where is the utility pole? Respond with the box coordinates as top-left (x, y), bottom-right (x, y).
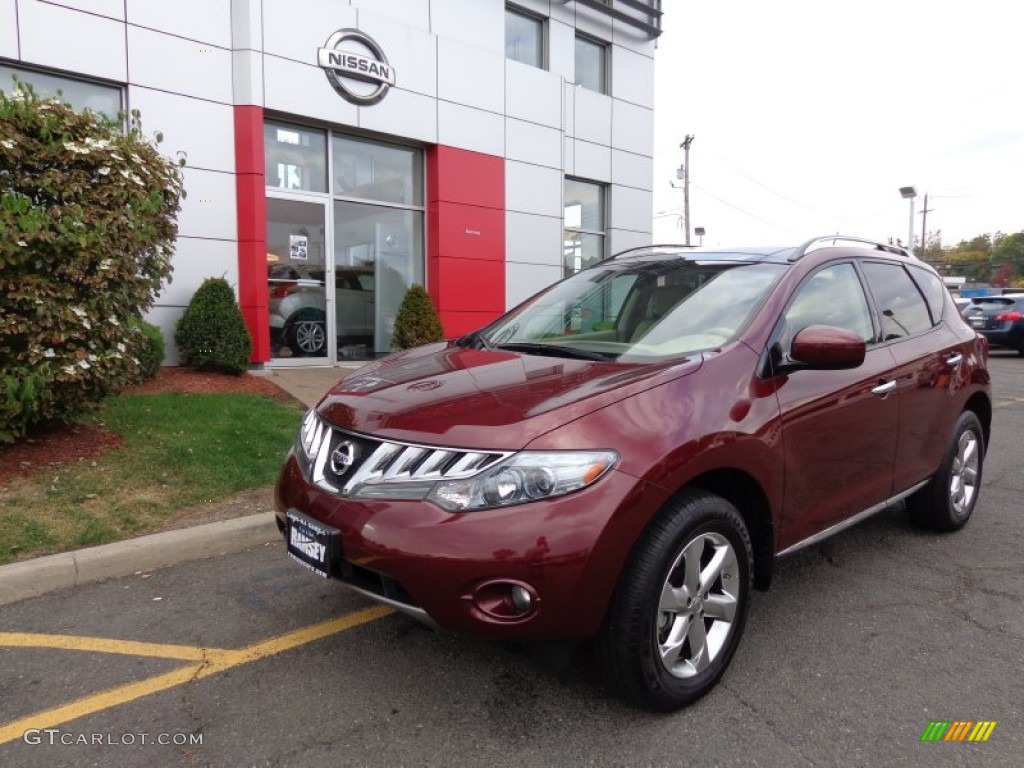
top-left (919, 193), bottom-right (934, 259)
top-left (681, 134), bottom-right (695, 246)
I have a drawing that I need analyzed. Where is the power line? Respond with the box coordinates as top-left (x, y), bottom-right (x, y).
top-left (691, 182), bottom-right (804, 235)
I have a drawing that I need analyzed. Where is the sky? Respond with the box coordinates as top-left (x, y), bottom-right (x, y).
top-left (651, 0), bottom-right (1024, 250)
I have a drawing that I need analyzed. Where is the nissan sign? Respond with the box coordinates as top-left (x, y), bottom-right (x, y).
top-left (317, 29), bottom-right (395, 105)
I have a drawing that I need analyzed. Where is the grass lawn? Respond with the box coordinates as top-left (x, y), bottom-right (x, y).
top-left (0, 391), bottom-right (304, 565)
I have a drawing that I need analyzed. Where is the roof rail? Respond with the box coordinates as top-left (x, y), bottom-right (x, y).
top-left (610, 243), bottom-right (697, 259)
top-left (789, 235), bottom-right (912, 262)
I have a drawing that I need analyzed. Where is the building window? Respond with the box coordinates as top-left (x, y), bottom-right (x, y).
top-left (575, 34), bottom-right (607, 94)
top-left (564, 179), bottom-right (606, 277)
top-left (264, 121), bottom-right (327, 193)
top-left (0, 64), bottom-right (122, 120)
top-left (506, 6), bottom-right (544, 68)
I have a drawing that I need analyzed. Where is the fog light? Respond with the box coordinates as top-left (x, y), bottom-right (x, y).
top-left (510, 585), bottom-right (533, 613)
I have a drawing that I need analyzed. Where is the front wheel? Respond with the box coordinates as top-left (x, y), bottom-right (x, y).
top-left (597, 490), bottom-right (753, 711)
top-left (907, 410), bottom-right (985, 531)
top-left (285, 311), bottom-right (327, 357)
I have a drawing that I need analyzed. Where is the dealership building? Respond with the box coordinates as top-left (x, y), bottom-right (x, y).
top-left (1, 0), bottom-right (661, 365)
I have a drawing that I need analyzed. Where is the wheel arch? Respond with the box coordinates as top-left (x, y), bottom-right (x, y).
top-left (964, 392), bottom-right (991, 454)
top-left (684, 468), bottom-right (775, 591)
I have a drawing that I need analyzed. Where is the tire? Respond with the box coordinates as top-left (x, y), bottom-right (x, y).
top-left (597, 490), bottom-right (753, 711)
top-left (285, 310), bottom-right (327, 357)
top-left (907, 410), bottom-right (984, 532)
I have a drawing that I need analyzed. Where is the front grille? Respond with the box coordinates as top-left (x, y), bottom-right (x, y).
top-left (305, 420), bottom-right (511, 497)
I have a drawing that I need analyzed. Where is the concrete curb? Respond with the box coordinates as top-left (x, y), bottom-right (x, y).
top-left (0, 514), bottom-right (279, 607)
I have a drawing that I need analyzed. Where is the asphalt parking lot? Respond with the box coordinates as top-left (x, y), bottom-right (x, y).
top-left (2, 353), bottom-right (1023, 767)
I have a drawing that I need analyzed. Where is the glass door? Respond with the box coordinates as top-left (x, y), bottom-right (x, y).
top-left (266, 197), bottom-right (332, 364)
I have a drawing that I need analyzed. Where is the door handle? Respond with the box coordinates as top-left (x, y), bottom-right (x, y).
top-left (945, 353), bottom-right (963, 366)
top-left (871, 380), bottom-right (897, 396)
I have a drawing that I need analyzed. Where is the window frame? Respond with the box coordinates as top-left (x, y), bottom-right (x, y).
top-left (505, 5), bottom-right (547, 70)
top-left (574, 32), bottom-right (609, 94)
top-left (0, 62), bottom-right (123, 121)
top-left (858, 260), bottom-right (936, 342)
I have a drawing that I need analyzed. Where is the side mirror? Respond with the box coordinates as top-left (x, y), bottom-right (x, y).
top-left (789, 325), bottom-right (865, 370)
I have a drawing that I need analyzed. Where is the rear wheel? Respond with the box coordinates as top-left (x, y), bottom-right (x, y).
top-left (907, 410), bottom-right (984, 531)
top-left (597, 490), bottom-right (752, 711)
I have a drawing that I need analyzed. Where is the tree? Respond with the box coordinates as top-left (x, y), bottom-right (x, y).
top-left (174, 278), bottom-right (252, 374)
top-left (0, 81), bottom-right (184, 442)
top-left (391, 284), bottom-right (445, 350)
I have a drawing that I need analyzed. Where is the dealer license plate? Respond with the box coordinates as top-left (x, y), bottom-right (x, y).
top-left (286, 510), bottom-right (338, 578)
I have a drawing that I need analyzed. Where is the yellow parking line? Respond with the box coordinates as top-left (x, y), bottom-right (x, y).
top-left (0, 605), bottom-right (393, 745)
top-left (0, 632), bottom-right (209, 661)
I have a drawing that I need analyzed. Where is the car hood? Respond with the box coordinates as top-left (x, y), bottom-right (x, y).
top-left (317, 342), bottom-right (702, 450)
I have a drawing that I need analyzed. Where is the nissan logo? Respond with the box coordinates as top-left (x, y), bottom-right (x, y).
top-left (330, 440), bottom-right (358, 476)
top-left (317, 29), bottom-right (395, 105)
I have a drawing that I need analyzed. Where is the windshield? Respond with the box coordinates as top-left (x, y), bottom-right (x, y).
top-left (478, 258), bottom-right (787, 362)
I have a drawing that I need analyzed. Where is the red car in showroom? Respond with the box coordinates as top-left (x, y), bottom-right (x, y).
top-left (275, 236), bottom-right (991, 710)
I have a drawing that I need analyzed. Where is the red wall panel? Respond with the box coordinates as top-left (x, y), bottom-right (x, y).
top-left (426, 145), bottom-right (505, 338)
top-left (233, 106), bottom-right (269, 363)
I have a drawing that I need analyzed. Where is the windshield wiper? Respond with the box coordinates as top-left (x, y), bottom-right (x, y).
top-left (495, 342), bottom-right (613, 362)
top-left (456, 330), bottom-right (495, 350)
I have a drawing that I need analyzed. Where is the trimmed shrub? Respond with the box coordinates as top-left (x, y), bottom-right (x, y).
top-left (134, 320), bottom-right (165, 380)
top-left (391, 284), bottom-right (445, 350)
top-left (0, 80), bottom-right (185, 443)
top-left (174, 277), bottom-right (252, 374)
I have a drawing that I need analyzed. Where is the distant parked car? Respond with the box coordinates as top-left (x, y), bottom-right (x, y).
top-left (953, 296), bottom-right (972, 316)
top-left (269, 265), bottom-right (375, 356)
top-left (962, 294), bottom-right (1024, 355)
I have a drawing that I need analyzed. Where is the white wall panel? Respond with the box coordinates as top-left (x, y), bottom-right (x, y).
top-left (18, 1), bottom-right (126, 82)
top-left (155, 237), bottom-right (239, 307)
top-left (613, 20), bottom-right (658, 56)
top-left (360, 88), bottom-right (437, 145)
top-left (573, 139), bottom-right (610, 182)
top-left (438, 101), bottom-right (503, 157)
top-left (611, 45), bottom-right (653, 108)
top-left (231, 0), bottom-right (262, 50)
top-left (129, 87), bottom-right (235, 174)
top-left (232, 49), bottom-right (263, 106)
top-left (609, 183), bottom-right (651, 232)
top-left (352, 0), bottom-right (429, 31)
top-left (128, 26), bottom-right (232, 103)
top-left (437, 36), bottom-right (504, 114)
top-left (431, 0), bottom-right (503, 55)
top-left (562, 81), bottom-right (575, 137)
top-left (506, 160), bottom-right (562, 218)
top-left (356, 10), bottom-right (437, 99)
top-left (43, 0), bottom-right (123, 20)
top-left (548, 18), bottom-right (574, 82)
top-left (563, 136), bottom-right (575, 176)
top-left (611, 99), bottom-right (652, 155)
top-left (0, 0), bottom-right (18, 59)
top-left (609, 227), bottom-right (651, 255)
top-left (506, 262), bottom-right (561, 307)
top-left (506, 118), bottom-right (561, 169)
top-left (264, 55), bottom-right (358, 126)
top-left (505, 60), bottom-right (561, 128)
top-left (175, 168), bottom-right (238, 241)
top-left (573, 5), bottom-right (614, 41)
top-left (263, 0), bottom-right (355, 64)
top-left (573, 86), bottom-right (611, 146)
top-left (506, 211), bottom-right (563, 268)
top-left (612, 149), bottom-right (653, 190)
top-left (127, 0), bottom-right (231, 47)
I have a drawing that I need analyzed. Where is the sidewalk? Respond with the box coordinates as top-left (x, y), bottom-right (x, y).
top-left (0, 363), bottom-right (366, 607)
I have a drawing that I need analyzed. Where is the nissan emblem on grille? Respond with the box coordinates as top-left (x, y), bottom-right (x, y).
top-left (330, 441), bottom-right (357, 476)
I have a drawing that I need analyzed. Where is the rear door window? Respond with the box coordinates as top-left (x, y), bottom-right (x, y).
top-left (861, 262), bottom-right (933, 341)
top-left (907, 266), bottom-right (946, 325)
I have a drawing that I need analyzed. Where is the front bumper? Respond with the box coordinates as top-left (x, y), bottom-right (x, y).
top-left (274, 450), bottom-right (661, 641)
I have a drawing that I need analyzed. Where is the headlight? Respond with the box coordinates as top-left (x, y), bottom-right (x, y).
top-left (426, 451), bottom-right (618, 512)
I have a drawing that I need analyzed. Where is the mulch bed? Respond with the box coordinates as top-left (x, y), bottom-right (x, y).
top-left (0, 368), bottom-right (293, 485)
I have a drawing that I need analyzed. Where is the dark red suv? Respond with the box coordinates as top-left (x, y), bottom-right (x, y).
top-left (275, 236), bottom-right (991, 710)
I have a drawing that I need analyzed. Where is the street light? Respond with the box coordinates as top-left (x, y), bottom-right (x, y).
top-left (694, 226), bottom-right (705, 246)
top-left (899, 186), bottom-right (917, 254)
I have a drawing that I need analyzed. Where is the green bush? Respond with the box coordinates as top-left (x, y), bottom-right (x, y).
top-left (391, 284), bottom-right (445, 350)
top-left (134, 320), bottom-right (165, 380)
top-left (174, 277), bottom-right (252, 374)
top-left (0, 80), bottom-right (185, 443)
